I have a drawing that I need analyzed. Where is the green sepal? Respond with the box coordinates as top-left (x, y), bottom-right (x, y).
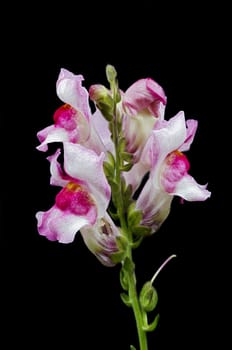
top-left (131, 236), bottom-right (144, 249)
top-left (120, 292), bottom-right (132, 307)
top-left (106, 151), bottom-right (115, 167)
top-left (127, 203), bottom-right (143, 228)
top-left (118, 137), bottom-right (126, 153)
top-left (108, 209), bottom-right (118, 221)
top-left (130, 345), bottom-right (136, 350)
top-left (142, 313), bottom-right (160, 332)
top-left (115, 88), bottom-right (121, 103)
top-left (123, 257), bottom-right (135, 274)
top-left (96, 95), bottom-right (114, 122)
top-left (109, 178), bottom-right (119, 191)
top-left (120, 163), bottom-right (133, 172)
top-left (120, 266), bottom-right (129, 291)
top-left (111, 235), bottom-right (127, 264)
top-left (139, 282), bottom-right (158, 312)
top-left (111, 251), bottom-right (126, 264)
top-left (121, 151), bottom-right (133, 162)
top-left (103, 161), bottom-right (115, 178)
top-left (132, 225), bottom-right (152, 236)
top-left (116, 235), bottom-right (128, 251)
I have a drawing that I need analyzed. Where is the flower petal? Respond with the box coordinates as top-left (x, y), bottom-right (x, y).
top-left (56, 68), bottom-right (91, 121)
top-left (36, 206), bottom-right (89, 243)
top-left (90, 109), bottom-right (114, 154)
top-left (47, 149), bottom-right (70, 187)
top-left (36, 125), bottom-right (69, 152)
top-left (63, 142), bottom-right (111, 215)
top-left (123, 78), bottom-right (166, 117)
top-left (179, 119), bottom-right (198, 152)
top-left (146, 111), bottom-right (187, 168)
top-left (80, 213), bottom-right (121, 266)
top-left (172, 174), bottom-right (211, 201)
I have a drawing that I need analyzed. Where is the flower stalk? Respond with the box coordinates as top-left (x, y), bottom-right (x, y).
top-left (35, 64), bottom-right (211, 349)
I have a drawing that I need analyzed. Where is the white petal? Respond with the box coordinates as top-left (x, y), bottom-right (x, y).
top-left (36, 207), bottom-right (89, 243)
top-left (173, 174), bottom-right (211, 201)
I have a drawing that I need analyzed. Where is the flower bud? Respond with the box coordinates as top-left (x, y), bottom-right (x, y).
top-left (139, 281), bottom-right (158, 312)
top-left (89, 84), bottom-right (114, 121)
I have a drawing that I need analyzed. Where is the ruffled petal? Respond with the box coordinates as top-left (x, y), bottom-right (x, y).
top-left (36, 206), bottom-right (89, 243)
top-left (136, 178), bottom-right (173, 233)
top-left (80, 213), bottom-right (121, 266)
top-left (36, 125), bottom-right (69, 152)
top-left (147, 111), bottom-right (187, 168)
top-left (179, 119), bottom-right (198, 152)
top-left (123, 78), bottom-right (166, 117)
top-left (56, 68), bottom-right (91, 121)
top-left (47, 149), bottom-right (70, 187)
top-left (90, 109), bottom-right (114, 154)
top-left (63, 142), bottom-right (111, 215)
top-left (172, 174), bottom-right (211, 201)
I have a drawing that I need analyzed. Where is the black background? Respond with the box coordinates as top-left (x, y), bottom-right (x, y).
top-left (2, 3), bottom-right (228, 350)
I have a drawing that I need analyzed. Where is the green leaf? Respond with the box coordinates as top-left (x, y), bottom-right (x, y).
top-left (143, 314), bottom-right (160, 332)
top-left (120, 292), bottom-right (132, 307)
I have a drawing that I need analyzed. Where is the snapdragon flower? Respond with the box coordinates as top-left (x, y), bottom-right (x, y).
top-left (36, 69), bottom-right (108, 155)
top-left (134, 111), bottom-right (211, 232)
top-left (36, 142), bottom-right (122, 265)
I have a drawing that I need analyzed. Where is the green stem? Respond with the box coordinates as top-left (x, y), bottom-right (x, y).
top-left (127, 257), bottom-right (148, 350)
top-left (111, 96), bottom-right (148, 350)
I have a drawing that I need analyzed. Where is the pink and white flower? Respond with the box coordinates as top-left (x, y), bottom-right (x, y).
top-left (121, 78), bottom-right (167, 162)
top-left (134, 111), bottom-right (211, 232)
top-left (36, 69), bottom-right (107, 155)
top-left (36, 142), bottom-right (121, 265)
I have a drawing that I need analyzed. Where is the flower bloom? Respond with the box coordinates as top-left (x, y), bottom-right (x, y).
top-left (36, 142), bottom-right (121, 266)
top-left (121, 78), bottom-right (167, 162)
top-left (134, 111), bottom-right (211, 232)
top-left (36, 69), bottom-right (107, 155)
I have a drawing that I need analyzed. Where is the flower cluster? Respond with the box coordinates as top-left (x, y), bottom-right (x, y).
top-left (36, 66), bottom-right (211, 267)
top-left (36, 65), bottom-right (211, 349)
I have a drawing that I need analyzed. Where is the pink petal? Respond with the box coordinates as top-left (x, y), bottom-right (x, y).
top-left (179, 119), bottom-right (198, 152)
top-left (56, 68), bottom-right (91, 121)
top-left (123, 78), bottom-right (166, 116)
top-left (63, 142), bottom-right (111, 215)
top-left (47, 149), bottom-right (70, 187)
top-left (80, 213), bottom-right (121, 267)
top-left (36, 125), bottom-right (69, 152)
top-left (36, 207), bottom-right (90, 243)
top-left (90, 110), bottom-right (114, 154)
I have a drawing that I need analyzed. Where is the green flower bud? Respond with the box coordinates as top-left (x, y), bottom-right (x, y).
top-left (139, 281), bottom-right (158, 312)
top-left (106, 64), bottom-right (117, 83)
top-left (89, 84), bottom-right (114, 121)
